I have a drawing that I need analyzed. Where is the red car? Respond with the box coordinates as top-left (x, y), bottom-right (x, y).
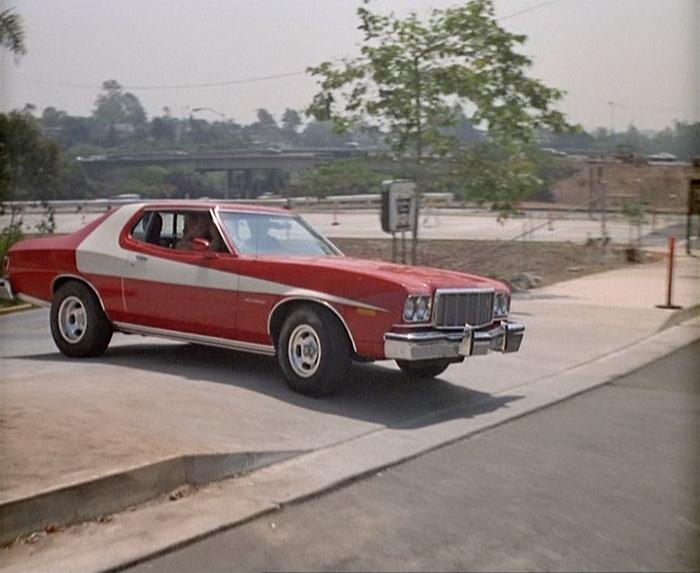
top-left (0, 202), bottom-right (524, 396)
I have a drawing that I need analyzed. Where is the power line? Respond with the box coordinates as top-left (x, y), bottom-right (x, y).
top-left (18, 69), bottom-right (309, 92)
top-left (497, 0), bottom-right (562, 21)
top-left (609, 100), bottom-right (696, 114)
top-left (17, 1), bottom-right (563, 94)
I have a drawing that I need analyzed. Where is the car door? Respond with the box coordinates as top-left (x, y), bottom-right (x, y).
top-left (119, 208), bottom-right (241, 340)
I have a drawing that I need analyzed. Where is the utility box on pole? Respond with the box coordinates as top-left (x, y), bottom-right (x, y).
top-left (381, 180), bottom-right (417, 234)
top-left (381, 180), bottom-right (417, 264)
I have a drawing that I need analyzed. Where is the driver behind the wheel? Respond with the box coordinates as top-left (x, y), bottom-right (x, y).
top-left (175, 213), bottom-right (212, 251)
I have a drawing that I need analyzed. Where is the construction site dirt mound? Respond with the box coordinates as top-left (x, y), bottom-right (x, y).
top-left (550, 160), bottom-right (693, 212)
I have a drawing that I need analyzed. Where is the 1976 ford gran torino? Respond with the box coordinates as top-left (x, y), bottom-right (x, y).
top-left (0, 202), bottom-right (524, 396)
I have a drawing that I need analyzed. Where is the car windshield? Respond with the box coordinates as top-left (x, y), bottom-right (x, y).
top-left (218, 211), bottom-right (341, 257)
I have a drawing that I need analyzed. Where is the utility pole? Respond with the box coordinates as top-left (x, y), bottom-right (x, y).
top-left (599, 166), bottom-right (609, 253)
top-left (411, 54), bottom-right (422, 266)
top-left (588, 164), bottom-right (595, 219)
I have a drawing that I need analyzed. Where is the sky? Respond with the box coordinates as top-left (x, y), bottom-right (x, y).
top-left (0, 0), bottom-right (697, 132)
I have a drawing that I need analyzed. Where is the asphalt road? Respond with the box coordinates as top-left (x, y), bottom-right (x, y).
top-left (2, 299), bottom-right (670, 499)
top-left (130, 340), bottom-right (700, 573)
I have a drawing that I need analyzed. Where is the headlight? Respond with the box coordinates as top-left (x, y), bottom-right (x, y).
top-left (403, 294), bottom-right (432, 322)
top-left (494, 292), bottom-right (510, 318)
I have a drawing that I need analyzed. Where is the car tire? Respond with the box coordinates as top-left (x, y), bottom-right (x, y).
top-left (277, 305), bottom-right (351, 397)
top-left (396, 359), bottom-right (451, 379)
top-left (50, 282), bottom-right (113, 358)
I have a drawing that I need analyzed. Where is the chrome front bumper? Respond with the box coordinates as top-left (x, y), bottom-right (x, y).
top-left (0, 278), bottom-right (13, 301)
top-left (384, 322), bottom-right (525, 362)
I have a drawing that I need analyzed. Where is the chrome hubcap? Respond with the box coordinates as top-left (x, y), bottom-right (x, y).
top-left (288, 324), bottom-right (321, 378)
top-left (58, 296), bottom-right (87, 343)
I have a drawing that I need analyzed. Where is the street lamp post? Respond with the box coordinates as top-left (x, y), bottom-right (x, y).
top-left (191, 107), bottom-right (226, 121)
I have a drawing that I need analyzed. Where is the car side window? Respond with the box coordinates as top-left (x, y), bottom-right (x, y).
top-left (130, 210), bottom-right (228, 253)
top-left (131, 217), bottom-right (147, 241)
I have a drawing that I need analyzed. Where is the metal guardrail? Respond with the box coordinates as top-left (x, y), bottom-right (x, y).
top-left (1, 193), bottom-right (456, 213)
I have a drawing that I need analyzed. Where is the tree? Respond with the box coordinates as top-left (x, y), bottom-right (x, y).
top-left (308, 0), bottom-right (568, 155)
top-left (41, 106), bottom-right (68, 127)
top-left (0, 8), bottom-right (26, 58)
top-left (300, 120), bottom-right (351, 148)
top-left (307, 0), bottom-right (570, 261)
top-left (281, 108), bottom-right (303, 145)
top-left (282, 108), bottom-right (302, 135)
top-left (93, 80), bottom-right (147, 128)
top-left (151, 116), bottom-right (176, 143)
top-left (445, 143), bottom-right (541, 211)
top-left (0, 111), bottom-right (61, 201)
top-left (246, 108), bottom-right (279, 145)
top-left (298, 158), bottom-right (383, 199)
top-left (255, 108), bottom-right (277, 128)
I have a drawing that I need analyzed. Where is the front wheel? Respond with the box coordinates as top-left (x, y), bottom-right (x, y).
top-left (396, 358), bottom-right (451, 379)
top-left (50, 282), bottom-right (113, 358)
top-left (277, 305), bottom-right (351, 397)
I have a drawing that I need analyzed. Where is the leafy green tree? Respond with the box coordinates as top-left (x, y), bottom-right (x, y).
top-left (41, 106), bottom-right (68, 127)
top-left (299, 121), bottom-right (351, 148)
top-left (307, 0), bottom-right (570, 261)
top-left (256, 108), bottom-right (276, 128)
top-left (93, 80), bottom-right (147, 129)
top-left (54, 156), bottom-right (92, 199)
top-left (447, 143), bottom-right (540, 211)
top-left (0, 8), bottom-right (26, 57)
top-left (298, 158), bottom-right (383, 199)
top-left (282, 108), bottom-right (301, 131)
top-left (0, 111), bottom-right (61, 201)
top-left (308, 0), bottom-right (568, 156)
top-left (247, 108), bottom-right (279, 144)
top-left (281, 108), bottom-right (302, 142)
top-left (151, 116), bottom-right (176, 142)
top-left (442, 106), bottom-right (483, 144)
top-left (40, 107), bottom-right (97, 148)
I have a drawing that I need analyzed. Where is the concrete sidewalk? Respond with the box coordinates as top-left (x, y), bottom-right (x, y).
top-left (0, 252), bottom-right (698, 571)
top-left (532, 249), bottom-right (699, 310)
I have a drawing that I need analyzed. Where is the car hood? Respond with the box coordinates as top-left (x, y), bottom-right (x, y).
top-left (261, 255), bottom-right (508, 294)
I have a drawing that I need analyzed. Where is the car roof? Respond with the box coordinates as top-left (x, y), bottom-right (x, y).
top-left (126, 200), bottom-right (292, 215)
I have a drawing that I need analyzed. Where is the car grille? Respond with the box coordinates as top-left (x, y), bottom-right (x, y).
top-left (433, 288), bottom-right (495, 328)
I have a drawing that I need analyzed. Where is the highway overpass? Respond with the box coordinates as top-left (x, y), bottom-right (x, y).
top-left (77, 149), bottom-right (368, 199)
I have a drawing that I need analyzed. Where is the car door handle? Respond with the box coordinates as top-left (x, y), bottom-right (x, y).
top-left (135, 254), bottom-right (148, 262)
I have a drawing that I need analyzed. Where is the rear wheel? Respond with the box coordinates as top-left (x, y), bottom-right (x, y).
top-left (277, 305), bottom-right (351, 397)
top-left (50, 282), bottom-right (112, 357)
top-left (396, 358), bottom-right (451, 379)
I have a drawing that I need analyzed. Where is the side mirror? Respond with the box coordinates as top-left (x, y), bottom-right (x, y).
top-left (191, 237), bottom-right (211, 252)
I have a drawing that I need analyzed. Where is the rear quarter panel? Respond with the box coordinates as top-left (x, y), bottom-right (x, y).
top-left (7, 210), bottom-right (117, 306)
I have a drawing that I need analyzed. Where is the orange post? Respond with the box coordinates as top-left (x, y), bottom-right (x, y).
top-left (656, 236), bottom-right (682, 309)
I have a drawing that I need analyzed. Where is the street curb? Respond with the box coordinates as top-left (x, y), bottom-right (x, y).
top-left (3, 317), bottom-right (698, 573)
top-left (657, 303), bottom-right (700, 332)
top-left (0, 304), bottom-right (32, 316)
top-left (0, 450), bottom-right (303, 547)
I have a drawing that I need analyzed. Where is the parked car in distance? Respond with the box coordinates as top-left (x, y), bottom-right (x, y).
top-left (0, 202), bottom-right (524, 396)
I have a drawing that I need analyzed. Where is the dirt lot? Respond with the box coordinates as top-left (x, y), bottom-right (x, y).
top-left (0, 239), bottom-right (656, 311)
top-left (551, 160), bottom-right (693, 212)
top-left (334, 238), bottom-right (659, 289)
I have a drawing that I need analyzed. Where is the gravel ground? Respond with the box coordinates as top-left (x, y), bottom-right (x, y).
top-left (334, 238), bottom-right (660, 288)
top-left (0, 238), bottom-right (657, 311)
